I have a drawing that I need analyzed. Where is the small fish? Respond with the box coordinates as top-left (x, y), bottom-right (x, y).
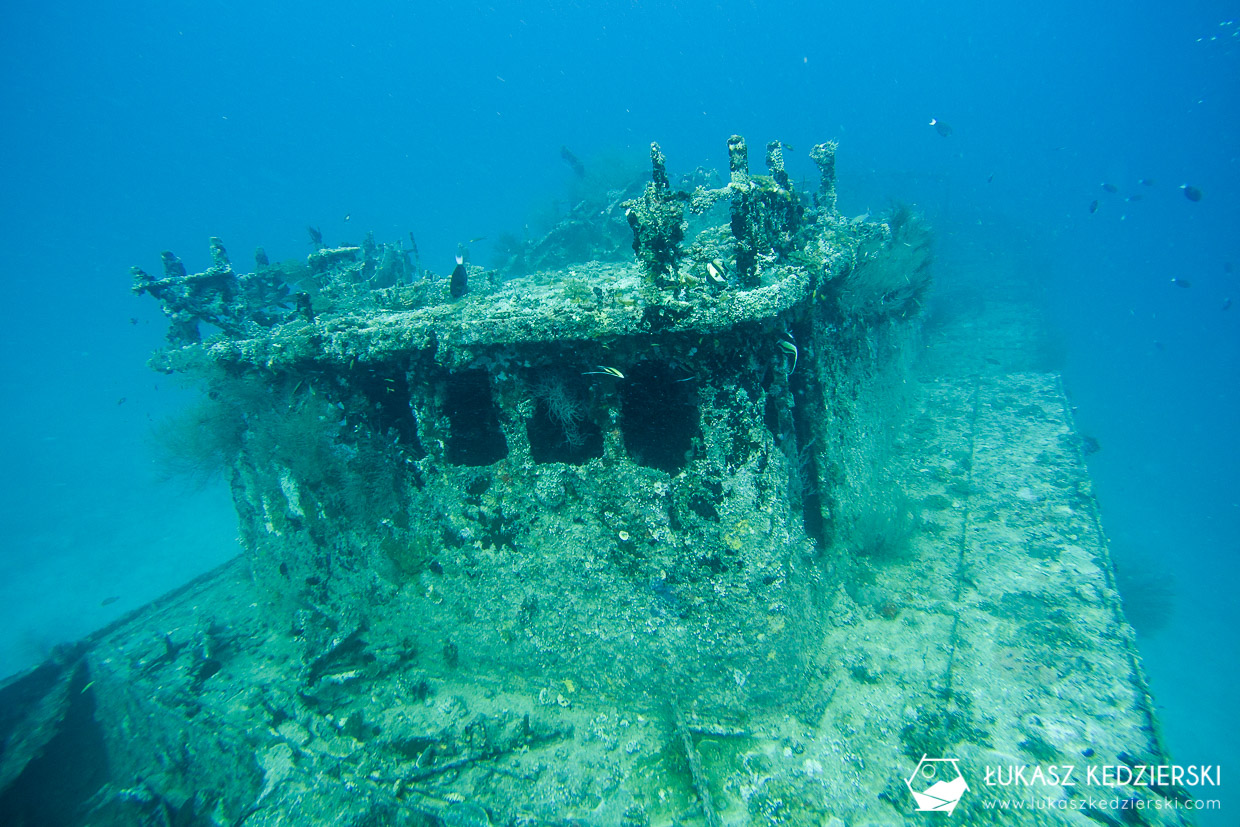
top-left (583, 366), bottom-right (625, 379)
top-left (101, 596), bottom-right (120, 606)
top-left (1138, 178), bottom-right (1156, 186)
top-left (129, 317), bottom-right (139, 325)
top-left (929, 118), bottom-right (952, 137)
top-left (1125, 194), bottom-right (1144, 202)
top-left (1181, 184), bottom-right (1204, 202)
top-left (450, 254), bottom-right (469, 299)
top-left (117, 397), bottom-right (126, 406)
top-left (706, 260), bottom-right (727, 284)
top-left (986, 173), bottom-right (994, 183)
top-left (1171, 277), bottom-right (1192, 288)
top-left (1101, 182), bottom-right (1119, 193)
top-left (1089, 200), bottom-right (1099, 214)
top-left (1223, 297), bottom-right (1233, 311)
top-left (777, 338), bottom-right (799, 373)
top-left (344, 213), bottom-right (350, 221)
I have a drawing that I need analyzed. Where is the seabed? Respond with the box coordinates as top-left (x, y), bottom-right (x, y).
top-left (0, 138), bottom-right (1188, 825)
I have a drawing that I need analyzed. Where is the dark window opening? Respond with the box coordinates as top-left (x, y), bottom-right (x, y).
top-left (528, 396), bottom-right (604, 464)
top-left (444, 370), bottom-right (508, 466)
top-left (355, 367), bottom-right (423, 457)
top-left (620, 360), bottom-right (699, 475)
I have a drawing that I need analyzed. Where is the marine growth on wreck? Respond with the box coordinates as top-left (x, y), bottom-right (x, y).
top-left (132, 135), bottom-right (931, 716)
top-left (0, 133), bottom-right (1178, 827)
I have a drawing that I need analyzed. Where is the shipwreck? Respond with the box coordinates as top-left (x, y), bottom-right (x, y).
top-left (0, 136), bottom-right (1184, 826)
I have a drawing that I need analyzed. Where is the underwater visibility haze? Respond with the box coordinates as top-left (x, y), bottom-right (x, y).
top-left (0, 1), bottom-right (1236, 824)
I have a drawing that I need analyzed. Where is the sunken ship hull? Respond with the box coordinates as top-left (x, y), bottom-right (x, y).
top-left (0, 137), bottom-right (1182, 826)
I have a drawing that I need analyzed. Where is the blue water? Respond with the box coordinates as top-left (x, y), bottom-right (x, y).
top-left (1, 1), bottom-right (1235, 820)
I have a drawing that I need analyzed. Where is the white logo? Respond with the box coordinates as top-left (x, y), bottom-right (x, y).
top-left (907, 754), bottom-right (969, 814)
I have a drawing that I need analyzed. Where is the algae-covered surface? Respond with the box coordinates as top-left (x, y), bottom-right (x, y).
top-left (50, 370), bottom-right (1179, 826)
top-left (0, 139), bottom-right (1189, 825)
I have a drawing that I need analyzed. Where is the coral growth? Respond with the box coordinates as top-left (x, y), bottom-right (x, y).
top-left (726, 136), bottom-right (805, 286)
top-left (132, 238), bottom-right (291, 345)
top-left (624, 142), bottom-right (689, 286)
top-left (533, 375), bottom-right (588, 449)
top-left (151, 395), bottom-right (246, 486)
top-left (835, 204), bottom-right (933, 318)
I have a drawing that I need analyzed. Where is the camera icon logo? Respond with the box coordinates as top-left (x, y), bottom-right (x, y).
top-left (906, 754), bottom-right (969, 814)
